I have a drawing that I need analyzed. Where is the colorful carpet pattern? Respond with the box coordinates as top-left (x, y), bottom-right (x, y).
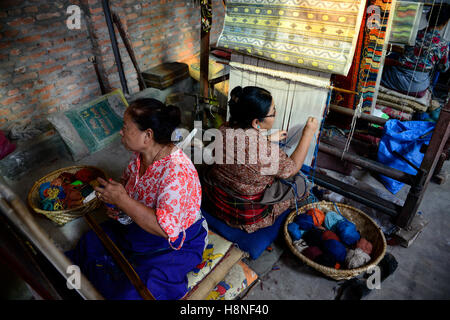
top-left (356, 0), bottom-right (396, 113)
top-left (217, 0), bottom-right (367, 75)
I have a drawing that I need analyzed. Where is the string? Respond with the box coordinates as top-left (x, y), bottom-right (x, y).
top-left (342, 0), bottom-right (390, 159)
top-left (401, 0), bottom-right (440, 118)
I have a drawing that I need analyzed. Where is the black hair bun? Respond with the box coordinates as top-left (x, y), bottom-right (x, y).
top-left (165, 104), bottom-right (181, 128)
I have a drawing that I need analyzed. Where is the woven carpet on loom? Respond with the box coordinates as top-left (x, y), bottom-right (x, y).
top-left (331, 0), bottom-right (368, 111)
top-left (356, 0), bottom-right (396, 113)
top-left (389, 1), bottom-right (423, 45)
top-left (228, 52), bottom-right (331, 166)
top-left (217, 0), bottom-right (367, 76)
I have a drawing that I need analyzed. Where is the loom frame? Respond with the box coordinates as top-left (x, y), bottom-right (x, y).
top-left (199, 0), bottom-right (450, 232)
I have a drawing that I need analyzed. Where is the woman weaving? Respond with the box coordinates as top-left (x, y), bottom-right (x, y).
top-left (202, 86), bottom-right (318, 233)
top-left (381, 5), bottom-right (449, 97)
top-left (67, 98), bottom-right (208, 300)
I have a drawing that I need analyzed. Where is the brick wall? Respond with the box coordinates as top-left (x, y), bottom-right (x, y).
top-left (0, 0), bottom-right (225, 130)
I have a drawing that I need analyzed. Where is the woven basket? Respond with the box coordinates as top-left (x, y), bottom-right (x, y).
top-left (27, 165), bottom-right (107, 226)
top-left (284, 201), bottom-right (386, 281)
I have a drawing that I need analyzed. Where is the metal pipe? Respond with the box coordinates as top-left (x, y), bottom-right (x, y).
top-left (318, 142), bottom-right (415, 185)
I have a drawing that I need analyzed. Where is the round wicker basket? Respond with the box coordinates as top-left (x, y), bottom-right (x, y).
top-left (284, 201), bottom-right (386, 281)
top-left (27, 165), bottom-right (108, 226)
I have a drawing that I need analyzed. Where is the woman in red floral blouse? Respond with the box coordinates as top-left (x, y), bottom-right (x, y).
top-left (68, 98), bottom-right (208, 300)
top-left (202, 86), bottom-right (318, 233)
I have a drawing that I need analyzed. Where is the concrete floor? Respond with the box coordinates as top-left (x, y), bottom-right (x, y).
top-left (243, 161), bottom-right (450, 300)
top-left (2, 136), bottom-right (450, 300)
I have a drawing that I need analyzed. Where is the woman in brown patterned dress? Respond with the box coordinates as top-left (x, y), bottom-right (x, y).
top-left (202, 86), bottom-right (318, 233)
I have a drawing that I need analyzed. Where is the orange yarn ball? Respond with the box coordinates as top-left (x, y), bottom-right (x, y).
top-left (306, 208), bottom-right (325, 227)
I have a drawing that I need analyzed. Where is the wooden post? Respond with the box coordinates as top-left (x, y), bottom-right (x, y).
top-left (395, 100), bottom-right (450, 229)
top-left (200, 0), bottom-right (212, 99)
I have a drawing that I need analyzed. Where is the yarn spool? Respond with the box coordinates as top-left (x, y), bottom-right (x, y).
top-left (345, 248), bottom-right (371, 269)
top-left (335, 220), bottom-right (360, 246)
top-left (324, 211), bottom-right (345, 231)
top-left (356, 238), bottom-right (373, 256)
top-left (322, 230), bottom-right (340, 242)
top-left (294, 214), bottom-right (314, 231)
top-left (303, 227), bottom-right (324, 247)
top-left (302, 246), bottom-right (322, 261)
top-left (306, 208), bottom-right (325, 227)
top-left (288, 222), bottom-right (305, 241)
top-left (322, 239), bottom-right (347, 263)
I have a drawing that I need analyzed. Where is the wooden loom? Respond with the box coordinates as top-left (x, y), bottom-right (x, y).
top-left (199, 0), bottom-right (450, 239)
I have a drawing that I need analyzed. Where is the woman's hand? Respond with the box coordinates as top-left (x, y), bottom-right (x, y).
top-left (302, 117), bottom-right (319, 137)
top-left (94, 177), bottom-right (128, 207)
top-left (268, 130), bottom-right (288, 142)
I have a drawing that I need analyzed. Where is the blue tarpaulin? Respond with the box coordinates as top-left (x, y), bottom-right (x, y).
top-left (377, 120), bottom-right (435, 194)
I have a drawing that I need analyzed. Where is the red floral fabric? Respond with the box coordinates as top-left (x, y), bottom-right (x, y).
top-left (122, 148), bottom-right (202, 248)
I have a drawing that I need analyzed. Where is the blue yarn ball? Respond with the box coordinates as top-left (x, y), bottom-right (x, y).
top-left (324, 211), bottom-right (345, 231)
top-left (323, 239), bottom-right (347, 263)
top-left (335, 220), bottom-right (360, 246)
top-left (38, 182), bottom-right (52, 200)
top-left (294, 214), bottom-right (314, 231)
top-left (288, 222), bottom-right (305, 241)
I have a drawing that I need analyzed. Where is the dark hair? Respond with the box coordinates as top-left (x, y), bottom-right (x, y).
top-left (127, 98), bottom-right (181, 144)
top-left (428, 4), bottom-right (449, 27)
top-left (228, 86), bottom-right (273, 129)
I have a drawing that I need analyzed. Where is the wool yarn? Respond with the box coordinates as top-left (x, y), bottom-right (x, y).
top-left (71, 180), bottom-right (83, 186)
top-left (303, 227), bottom-right (324, 247)
top-left (58, 172), bottom-right (76, 184)
top-left (316, 252), bottom-right (337, 268)
top-left (41, 199), bottom-right (54, 211)
top-left (335, 220), bottom-right (360, 246)
top-left (302, 246), bottom-right (322, 261)
top-left (306, 208), bottom-right (325, 227)
top-left (75, 168), bottom-right (97, 183)
top-left (322, 239), bottom-right (347, 263)
top-left (39, 182), bottom-right (51, 199)
top-left (294, 214), bottom-right (314, 231)
top-left (356, 238), bottom-right (373, 256)
top-left (345, 248), bottom-right (371, 269)
top-left (293, 239), bottom-right (309, 252)
top-left (324, 211), bottom-right (345, 231)
top-left (288, 222), bottom-right (305, 241)
top-left (322, 230), bottom-right (340, 242)
top-left (50, 177), bottom-right (63, 187)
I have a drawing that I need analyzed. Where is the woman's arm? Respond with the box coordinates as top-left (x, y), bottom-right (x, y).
top-left (94, 178), bottom-right (168, 239)
top-left (288, 117), bottom-right (318, 176)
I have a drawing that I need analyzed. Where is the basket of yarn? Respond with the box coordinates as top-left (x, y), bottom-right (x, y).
top-left (284, 201), bottom-right (386, 280)
top-left (27, 166), bottom-right (107, 225)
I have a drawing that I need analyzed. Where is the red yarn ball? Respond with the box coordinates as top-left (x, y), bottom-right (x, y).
top-left (322, 230), bottom-right (340, 242)
top-left (356, 238), bottom-right (373, 256)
